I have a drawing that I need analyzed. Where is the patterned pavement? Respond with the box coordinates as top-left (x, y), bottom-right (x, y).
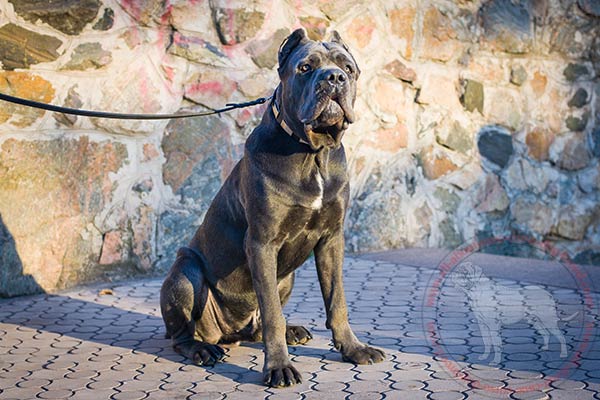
top-left (0, 253), bottom-right (599, 399)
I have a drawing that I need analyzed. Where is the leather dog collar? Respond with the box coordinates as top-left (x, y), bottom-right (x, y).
top-left (271, 96), bottom-right (310, 146)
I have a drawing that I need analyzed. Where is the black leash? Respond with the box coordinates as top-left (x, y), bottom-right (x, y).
top-left (0, 92), bottom-right (273, 120)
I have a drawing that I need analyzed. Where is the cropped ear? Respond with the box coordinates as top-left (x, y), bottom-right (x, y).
top-left (328, 30), bottom-right (349, 51)
top-left (278, 28), bottom-right (308, 72)
top-left (328, 30), bottom-right (361, 75)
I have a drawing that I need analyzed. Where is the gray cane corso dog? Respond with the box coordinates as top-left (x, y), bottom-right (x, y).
top-left (160, 28), bottom-right (385, 387)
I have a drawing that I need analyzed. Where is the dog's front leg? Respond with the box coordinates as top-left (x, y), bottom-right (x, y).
top-left (245, 239), bottom-right (302, 387)
top-left (314, 231), bottom-right (385, 364)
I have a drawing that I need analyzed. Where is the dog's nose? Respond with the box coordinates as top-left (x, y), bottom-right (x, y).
top-left (324, 68), bottom-right (346, 85)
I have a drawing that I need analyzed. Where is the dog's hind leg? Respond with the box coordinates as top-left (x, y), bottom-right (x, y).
top-left (530, 315), bottom-right (568, 357)
top-left (477, 320), bottom-right (493, 361)
top-left (160, 248), bottom-right (226, 366)
top-left (530, 317), bottom-right (550, 350)
top-left (547, 324), bottom-right (568, 358)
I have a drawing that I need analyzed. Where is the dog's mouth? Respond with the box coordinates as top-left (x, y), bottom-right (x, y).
top-left (300, 94), bottom-right (355, 146)
top-left (301, 93), bottom-right (355, 125)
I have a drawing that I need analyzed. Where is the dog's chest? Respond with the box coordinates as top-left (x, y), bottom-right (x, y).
top-left (310, 170), bottom-right (324, 210)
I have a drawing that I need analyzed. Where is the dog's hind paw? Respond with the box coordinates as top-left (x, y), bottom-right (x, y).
top-left (286, 325), bottom-right (313, 345)
top-left (191, 343), bottom-right (226, 366)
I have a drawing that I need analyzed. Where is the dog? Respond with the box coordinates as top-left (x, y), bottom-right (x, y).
top-left (160, 28), bottom-right (385, 388)
top-left (450, 261), bottom-right (577, 365)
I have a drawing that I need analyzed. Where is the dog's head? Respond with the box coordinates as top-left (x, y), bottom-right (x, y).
top-left (450, 261), bottom-right (484, 291)
top-left (275, 28), bottom-right (360, 150)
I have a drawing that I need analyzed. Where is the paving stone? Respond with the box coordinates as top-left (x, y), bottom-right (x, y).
top-left (315, 369), bottom-right (356, 382)
top-left (134, 372), bottom-right (168, 382)
top-left (223, 391), bottom-right (263, 400)
top-left (346, 392), bottom-right (384, 400)
top-left (510, 391), bottom-right (549, 400)
top-left (321, 361), bottom-right (355, 372)
top-left (389, 368), bottom-right (432, 382)
top-left (547, 388), bottom-right (597, 399)
top-left (87, 379), bottom-right (123, 390)
top-left (37, 389), bottom-right (75, 399)
top-left (346, 379), bottom-right (392, 393)
top-left (112, 391), bottom-right (150, 400)
top-left (390, 379), bottom-right (426, 390)
top-left (187, 391), bottom-right (226, 399)
top-left (119, 379), bottom-right (161, 392)
top-left (428, 392), bottom-right (466, 400)
top-left (16, 378), bottom-right (51, 388)
top-left (143, 390), bottom-right (187, 399)
top-left (356, 371), bottom-right (389, 381)
top-left (0, 386), bottom-right (45, 399)
top-left (27, 369), bottom-right (71, 381)
top-left (312, 381), bottom-right (348, 391)
top-left (586, 369), bottom-right (600, 379)
top-left (429, 378), bottom-right (469, 392)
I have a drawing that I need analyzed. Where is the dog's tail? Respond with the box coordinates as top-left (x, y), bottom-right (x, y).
top-left (560, 311), bottom-right (580, 322)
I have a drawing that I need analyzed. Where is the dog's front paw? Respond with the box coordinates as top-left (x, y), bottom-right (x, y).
top-left (286, 325), bottom-right (313, 345)
top-left (191, 343), bottom-right (226, 366)
top-left (341, 344), bottom-right (386, 365)
top-left (263, 364), bottom-right (303, 387)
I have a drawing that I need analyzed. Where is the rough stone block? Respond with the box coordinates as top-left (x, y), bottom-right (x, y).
top-left (479, 0), bottom-right (533, 54)
top-left (525, 127), bottom-right (554, 162)
top-left (549, 132), bottom-right (590, 171)
top-left (169, 32), bottom-right (228, 67)
top-left (247, 29), bottom-right (289, 69)
top-left (419, 146), bottom-right (459, 180)
top-left (0, 137), bottom-right (127, 293)
top-left (384, 60), bottom-right (417, 83)
top-left (8, 0), bottom-right (101, 35)
top-left (474, 174), bottom-right (509, 213)
top-left (211, 4), bottom-right (265, 45)
top-left (0, 24), bottom-right (62, 70)
top-left (0, 72), bottom-right (55, 128)
top-left (421, 7), bottom-right (461, 62)
top-left (460, 79), bottom-right (484, 114)
top-left (93, 8), bottom-right (115, 31)
top-left (389, 6), bottom-right (416, 59)
top-left (184, 68), bottom-right (238, 111)
top-left (563, 63), bottom-right (590, 82)
top-left (511, 198), bottom-right (554, 235)
top-left (63, 43), bottom-right (112, 71)
top-left (510, 65), bottom-right (527, 86)
top-left (555, 204), bottom-right (596, 241)
top-left (477, 126), bottom-right (514, 170)
top-left (436, 121), bottom-right (472, 154)
top-left (567, 88), bottom-right (589, 108)
top-left (119, 0), bottom-right (168, 26)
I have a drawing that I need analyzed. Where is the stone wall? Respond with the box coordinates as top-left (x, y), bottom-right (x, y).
top-left (0, 0), bottom-right (598, 296)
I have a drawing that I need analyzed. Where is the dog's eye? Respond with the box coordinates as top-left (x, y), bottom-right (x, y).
top-left (345, 65), bottom-right (353, 74)
top-left (299, 63), bottom-right (312, 73)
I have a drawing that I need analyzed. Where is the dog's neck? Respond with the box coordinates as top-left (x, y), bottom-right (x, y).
top-left (271, 96), bottom-right (310, 146)
top-left (271, 86), bottom-right (344, 153)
